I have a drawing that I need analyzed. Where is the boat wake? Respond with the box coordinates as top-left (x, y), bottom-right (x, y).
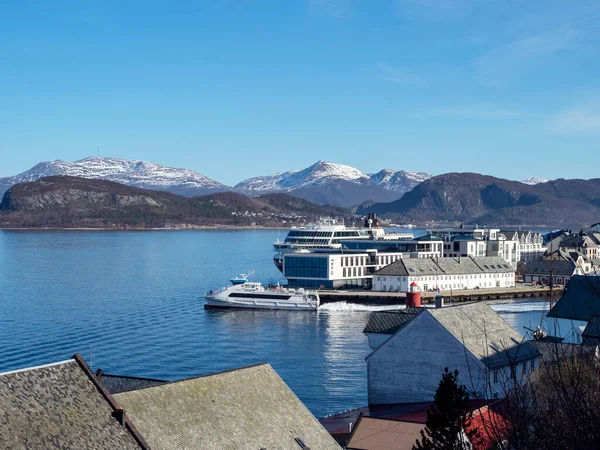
top-left (319, 302), bottom-right (407, 312)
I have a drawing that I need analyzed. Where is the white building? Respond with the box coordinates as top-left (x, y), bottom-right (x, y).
top-left (372, 256), bottom-right (515, 292)
top-left (515, 231), bottom-right (546, 263)
top-left (430, 227), bottom-right (545, 267)
top-left (365, 302), bottom-right (540, 405)
top-left (282, 236), bottom-right (444, 289)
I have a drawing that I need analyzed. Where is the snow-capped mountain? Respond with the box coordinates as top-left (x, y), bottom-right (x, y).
top-left (234, 161), bottom-right (370, 194)
top-left (520, 177), bottom-right (549, 185)
top-left (369, 169), bottom-right (432, 192)
top-left (234, 161), bottom-right (432, 206)
top-left (0, 157), bottom-right (230, 198)
top-left (235, 161), bottom-right (430, 194)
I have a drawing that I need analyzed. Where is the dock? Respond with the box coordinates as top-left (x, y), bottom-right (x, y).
top-left (319, 284), bottom-right (563, 305)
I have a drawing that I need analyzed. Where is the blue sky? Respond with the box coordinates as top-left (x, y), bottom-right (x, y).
top-left (1, 0), bottom-right (599, 185)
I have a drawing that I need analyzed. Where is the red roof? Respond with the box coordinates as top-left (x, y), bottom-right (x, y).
top-left (410, 281), bottom-right (418, 287)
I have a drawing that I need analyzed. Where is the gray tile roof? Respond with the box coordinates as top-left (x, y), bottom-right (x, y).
top-left (375, 257), bottom-right (514, 277)
top-left (0, 357), bottom-right (145, 450)
top-left (428, 302), bottom-right (539, 369)
top-left (500, 230), bottom-right (518, 240)
top-left (95, 370), bottom-right (168, 394)
top-left (471, 256), bottom-right (513, 272)
top-left (547, 276), bottom-right (600, 321)
top-left (436, 257), bottom-right (485, 275)
top-left (531, 341), bottom-right (595, 362)
top-left (524, 260), bottom-right (577, 276)
top-left (114, 363), bottom-right (341, 450)
top-left (363, 309), bottom-right (422, 334)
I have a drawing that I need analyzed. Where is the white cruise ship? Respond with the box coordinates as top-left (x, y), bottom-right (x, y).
top-left (204, 282), bottom-right (319, 310)
top-left (273, 214), bottom-right (387, 272)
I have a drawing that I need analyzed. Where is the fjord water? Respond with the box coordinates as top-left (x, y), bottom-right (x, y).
top-left (0, 230), bottom-right (551, 417)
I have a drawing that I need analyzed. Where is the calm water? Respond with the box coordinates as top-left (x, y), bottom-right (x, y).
top-left (0, 230), bottom-right (561, 417)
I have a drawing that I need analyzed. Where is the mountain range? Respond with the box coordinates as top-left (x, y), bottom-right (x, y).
top-left (358, 173), bottom-right (600, 226)
top-left (0, 157), bottom-right (548, 208)
top-left (0, 176), bottom-right (348, 228)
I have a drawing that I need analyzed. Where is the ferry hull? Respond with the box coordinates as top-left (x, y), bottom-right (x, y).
top-left (204, 281), bottom-right (319, 311)
top-left (204, 296), bottom-right (318, 311)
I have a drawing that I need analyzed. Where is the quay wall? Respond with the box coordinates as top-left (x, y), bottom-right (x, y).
top-left (319, 286), bottom-right (563, 305)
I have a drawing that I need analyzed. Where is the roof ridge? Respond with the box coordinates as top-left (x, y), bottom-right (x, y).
top-left (0, 359), bottom-right (73, 377)
top-left (72, 354), bottom-right (151, 449)
top-left (115, 362), bottom-right (271, 393)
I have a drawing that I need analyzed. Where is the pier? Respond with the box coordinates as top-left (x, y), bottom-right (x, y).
top-left (319, 284), bottom-right (563, 305)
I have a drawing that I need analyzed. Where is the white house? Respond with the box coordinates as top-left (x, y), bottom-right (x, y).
top-left (372, 256), bottom-right (515, 292)
top-left (365, 302), bottom-right (540, 405)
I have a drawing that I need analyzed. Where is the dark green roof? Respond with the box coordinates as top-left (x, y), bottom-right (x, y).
top-left (547, 276), bottom-right (600, 321)
top-left (363, 308), bottom-right (422, 334)
top-left (95, 370), bottom-right (168, 394)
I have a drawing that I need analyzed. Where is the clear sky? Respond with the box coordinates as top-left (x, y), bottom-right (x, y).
top-left (1, 0), bottom-right (599, 185)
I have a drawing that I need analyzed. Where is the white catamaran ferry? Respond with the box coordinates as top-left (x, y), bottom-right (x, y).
top-left (204, 282), bottom-right (320, 310)
top-left (273, 214), bottom-right (387, 271)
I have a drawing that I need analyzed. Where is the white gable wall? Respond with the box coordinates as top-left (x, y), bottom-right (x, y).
top-left (368, 312), bottom-right (493, 405)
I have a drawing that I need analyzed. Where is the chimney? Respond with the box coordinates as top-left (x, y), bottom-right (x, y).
top-left (112, 408), bottom-right (127, 427)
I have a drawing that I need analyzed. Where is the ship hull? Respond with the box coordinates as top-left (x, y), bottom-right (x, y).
top-left (204, 296), bottom-right (318, 310)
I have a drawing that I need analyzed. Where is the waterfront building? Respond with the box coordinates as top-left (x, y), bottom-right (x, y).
top-left (365, 302), bottom-right (539, 405)
top-left (548, 276), bottom-right (600, 324)
top-left (544, 248), bottom-right (595, 274)
top-left (428, 227), bottom-right (545, 266)
top-left (523, 259), bottom-right (584, 285)
top-left (363, 308), bottom-right (421, 350)
top-left (113, 363), bottom-right (341, 450)
top-left (282, 235), bottom-right (444, 289)
top-left (372, 256), bottom-right (515, 292)
top-left (516, 231), bottom-right (545, 262)
top-left (558, 232), bottom-right (600, 260)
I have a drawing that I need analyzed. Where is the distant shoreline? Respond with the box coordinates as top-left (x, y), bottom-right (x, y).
top-left (0, 225), bottom-right (285, 231)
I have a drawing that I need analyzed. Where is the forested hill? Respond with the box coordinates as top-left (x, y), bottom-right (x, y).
top-left (0, 176), bottom-right (349, 228)
top-left (357, 173), bottom-right (600, 226)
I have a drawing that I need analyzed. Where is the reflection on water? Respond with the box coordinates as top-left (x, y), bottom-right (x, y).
top-left (0, 230), bottom-right (583, 417)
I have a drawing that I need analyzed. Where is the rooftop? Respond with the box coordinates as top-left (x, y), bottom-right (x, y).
top-left (427, 302), bottom-right (539, 369)
top-left (375, 256), bottom-right (514, 277)
top-left (524, 259), bottom-right (577, 276)
top-left (114, 363), bottom-right (341, 450)
top-left (363, 308), bottom-right (422, 334)
top-left (547, 276), bottom-right (600, 321)
top-left (346, 416), bottom-right (423, 450)
top-left (95, 369), bottom-right (168, 394)
top-left (0, 355), bottom-right (145, 449)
